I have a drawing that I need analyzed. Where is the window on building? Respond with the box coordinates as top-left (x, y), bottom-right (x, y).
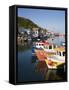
top-left (36, 32), bottom-right (37, 34)
top-left (49, 45), bottom-right (52, 49)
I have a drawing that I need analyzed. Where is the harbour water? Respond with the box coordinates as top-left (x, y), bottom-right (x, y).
top-left (17, 36), bottom-right (65, 82)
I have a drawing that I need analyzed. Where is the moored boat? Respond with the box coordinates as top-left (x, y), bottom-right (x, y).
top-left (43, 41), bottom-right (57, 54)
top-left (45, 46), bottom-right (65, 69)
top-left (34, 41), bottom-right (44, 49)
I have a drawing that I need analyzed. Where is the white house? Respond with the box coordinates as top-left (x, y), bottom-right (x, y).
top-left (32, 28), bottom-right (39, 38)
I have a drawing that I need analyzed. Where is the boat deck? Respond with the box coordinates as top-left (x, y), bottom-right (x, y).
top-left (35, 49), bottom-right (65, 69)
top-left (45, 59), bottom-right (64, 69)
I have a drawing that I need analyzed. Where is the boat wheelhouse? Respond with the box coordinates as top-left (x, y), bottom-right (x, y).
top-left (43, 41), bottom-right (57, 53)
top-left (35, 41), bottom-right (44, 49)
top-left (45, 46), bottom-right (65, 69)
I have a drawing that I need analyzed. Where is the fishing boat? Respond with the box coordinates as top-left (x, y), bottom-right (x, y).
top-left (45, 46), bottom-right (65, 69)
top-left (43, 41), bottom-right (57, 54)
top-left (34, 41), bottom-right (44, 49)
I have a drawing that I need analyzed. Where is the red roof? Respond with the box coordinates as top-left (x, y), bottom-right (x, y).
top-left (35, 41), bottom-right (53, 46)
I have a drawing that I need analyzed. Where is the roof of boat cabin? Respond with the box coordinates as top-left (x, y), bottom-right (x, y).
top-left (54, 46), bottom-right (65, 52)
top-left (35, 41), bottom-right (56, 46)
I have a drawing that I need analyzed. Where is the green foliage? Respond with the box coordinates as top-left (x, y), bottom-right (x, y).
top-left (18, 17), bottom-right (40, 29)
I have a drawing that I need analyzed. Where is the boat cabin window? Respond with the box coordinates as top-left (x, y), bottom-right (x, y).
top-left (59, 52), bottom-right (61, 56)
top-left (53, 45), bottom-right (56, 48)
top-left (63, 52), bottom-right (65, 56)
top-left (42, 44), bottom-right (43, 46)
top-left (44, 46), bottom-right (45, 48)
top-left (57, 51), bottom-right (58, 55)
top-left (39, 44), bottom-right (41, 46)
top-left (49, 45), bottom-right (52, 49)
top-left (44, 46), bottom-right (48, 49)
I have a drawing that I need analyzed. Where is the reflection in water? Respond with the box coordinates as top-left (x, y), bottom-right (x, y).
top-left (45, 70), bottom-right (61, 80)
top-left (35, 61), bottom-right (48, 79)
top-left (31, 55), bottom-right (37, 63)
top-left (34, 61), bottom-right (63, 81)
